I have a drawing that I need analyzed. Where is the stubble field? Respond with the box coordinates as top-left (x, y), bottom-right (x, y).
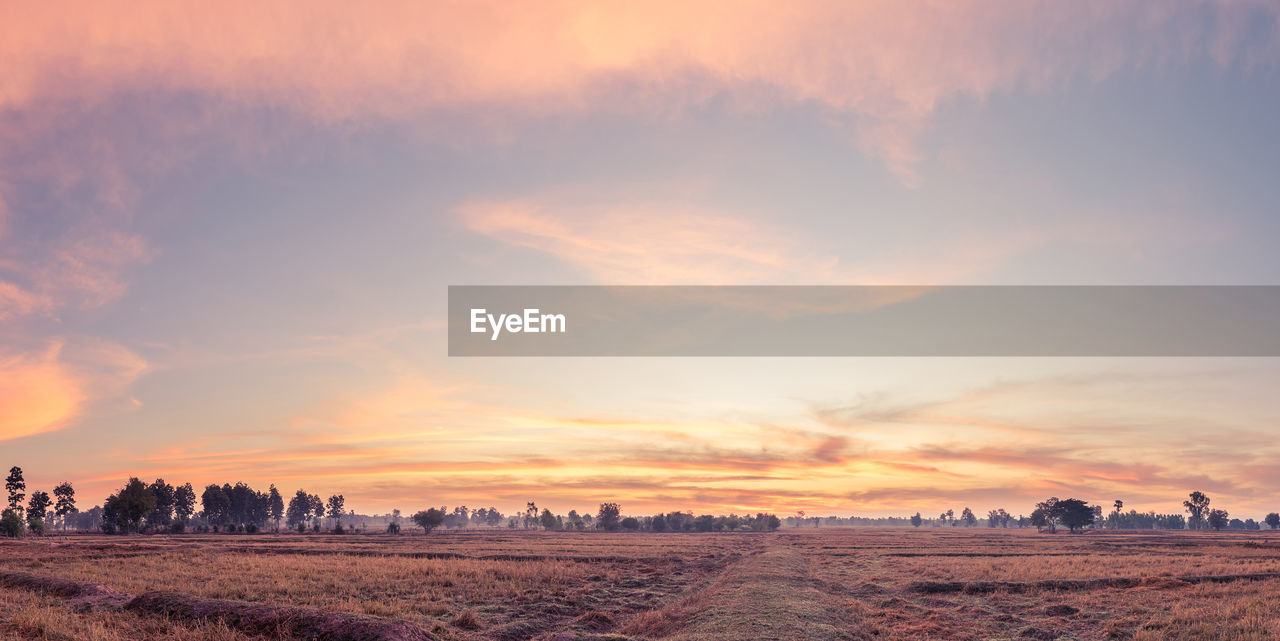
top-left (3, 528), bottom-right (1280, 640)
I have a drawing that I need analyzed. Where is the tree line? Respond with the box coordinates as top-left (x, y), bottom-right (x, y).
top-left (4, 465), bottom-right (1271, 537)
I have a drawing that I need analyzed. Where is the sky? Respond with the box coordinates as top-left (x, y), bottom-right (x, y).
top-left (4, 1), bottom-right (1280, 520)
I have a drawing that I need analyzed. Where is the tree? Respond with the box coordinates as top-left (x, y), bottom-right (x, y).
top-left (412, 508), bottom-right (445, 533)
top-left (620, 517), bottom-right (640, 530)
top-left (945, 509), bottom-right (955, 526)
top-left (524, 501), bottom-right (538, 529)
top-left (1112, 499), bottom-right (1124, 528)
top-left (1184, 491), bottom-right (1211, 531)
top-left (174, 483), bottom-right (196, 524)
top-left (310, 494), bottom-right (325, 530)
top-left (326, 494), bottom-right (345, 529)
top-left (1265, 513), bottom-right (1280, 530)
top-left (268, 485), bottom-right (284, 532)
top-left (27, 490), bottom-right (51, 533)
top-left (148, 479), bottom-right (175, 528)
top-left (960, 507), bottom-right (976, 527)
top-left (5, 467), bottom-right (25, 515)
top-left (1056, 499), bottom-right (1095, 533)
top-left (597, 503), bottom-right (621, 531)
top-left (1032, 497), bottom-right (1060, 532)
top-left (539, 508), bottom-right (558, 530)
top-left (1207, 508), bottom-right (1229, 531)
top-left (286, 490), bottom-right (312, 530)
top-left (53, 482), bottom-right (77, 530)
top-left (1, 509), bottom-right (23, 538)
top-left (910, 512), bottom-right (923, 527)
top-left (103, 478), bottom-right (157, 534)
top-left (201, 484), bottom-right (230, 529)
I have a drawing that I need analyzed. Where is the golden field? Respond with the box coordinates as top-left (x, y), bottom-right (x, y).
top-left (3, 528), bottom-right (1280, 640)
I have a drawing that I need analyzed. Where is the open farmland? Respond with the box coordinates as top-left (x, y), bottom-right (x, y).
top-left (4, 528), bottom-right (1280, 640)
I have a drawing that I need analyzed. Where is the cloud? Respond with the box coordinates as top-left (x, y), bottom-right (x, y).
top-left (0, 337), bottom-right (147, 441)
top-left (3, 2), bottom-right (1275, 183)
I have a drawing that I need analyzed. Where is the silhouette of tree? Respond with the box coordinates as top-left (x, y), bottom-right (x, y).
top-left (201, 484), bottom-right (230, 529)
top-left (960, 507), bottom-right (976, 527)
top-left (412, 508), bottom-right (444, 533)
top-left (53, 482), bottom-right (76, 531)
top-left (174, 483), bottom-right (195, 524)
top-left (1207, 508), bottom-right (1229, 531)
top-left (268, 485), bottom-right (284, 531)
top-left (597, 503), bottom-right (622, 531)
top-left (1184, 491), bottom-right (1211, 531)
top-left (911, 512), bottom-right (923, 527)
top-left (1266, 513), bottom-right (1280, 530)
top-left (26, 490), bottom-right (51, 532)
top-left (326, 494), bottom-right (345, 529)
top-left (148, 479), bottom-right (175, 528)
top-left (5, 467), bottom-right (25, 515)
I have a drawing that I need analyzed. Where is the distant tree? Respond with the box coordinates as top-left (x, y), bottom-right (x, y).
top-left (1266, 513), bottom-right (1280, 530)
top-left (148, 479), bottom-right (175, 528)
top-left (1031, 497), bottom-right (1059, 532)
top-left (201, 484), bottom-right (230, 528)
top-left (412, 508), bottom-right (445, 533)
top-left (103, 478), bottom-right (157, 534)
top-left (1057, 499), bottom-right (1095, 533)
top-left (5, 467), bottom-right (25, 515)
top-left (694, 514), bottom-right (715, 532)
top-left (1, 509), bottom-right (23, 537)
top-left (539, 508), bottom-right (558, 530)
top-left (524, 501), bottom-right (538, 529)
top-left (620, 517), bottom-right (640, 530)
top-left (267, 485), bottom-right (284, 532)
top-left (945, 509), bottom-right (955, 526)
top-left (1113, 499), bottom-right (1124, 528)
top-left (651, 512), bottom-right (667, 532)
top-left (310, 494), bottom-right (324, 529)
top-left (27, 490), bottom-right (51, 533)
top-left (53, 482), bottom-right (76, 531)
top-left (174, 483), bottom-right (196, 524)
top-left (597, 503), bottom-right (622, 531)
top-left (286, 490), bottom-right (311, 529)
top-left (911, 512), bottom-right (923, 528)
top-left (1207, 508), bottom-right (1229, 531)
top-left (960, 507), bottom-right (976, 527)
top-left (1184, 492), bottom-right (1211, 531)
top-left (763, 514), bottom-right (782, 531)
top-left (326, 494), bottom-right (345, 528)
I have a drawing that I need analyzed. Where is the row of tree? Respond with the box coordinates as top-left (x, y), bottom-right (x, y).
top-left (5, 466), bottom-right (1274, 537)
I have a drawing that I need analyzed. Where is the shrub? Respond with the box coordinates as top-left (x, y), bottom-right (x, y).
top-left (1, 509), bottom-right (25, 538)
top-left (27, 517), bottom-right (47, 536)
top-left (170, 521), bottom-right (186, 533)
top-left (620, 517), bottom-right (640, 530)
top-left (297, 522), bottom-right (305, 533)
top-left (386, 522), bottom-right (400, 534)
top-left (245, 523), bottom-right (258, 533)
top-left (333, 523), bottom-right (345, 534)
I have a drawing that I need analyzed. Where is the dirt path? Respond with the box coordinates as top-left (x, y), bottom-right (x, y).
top-left (629, 534), bottom-right (864, 641)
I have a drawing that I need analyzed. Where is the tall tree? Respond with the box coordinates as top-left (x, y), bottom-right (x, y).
top-left (1266, 513), bottom-right (1280, 530)
top-left (201, 484), bottom-right (230, 528)
top-left (911, 512), bottom-right (923, 527)
top-left (286, 490), bottom-right (311, 530)
top-left (326, 494), bottom-right (345, 529)
top-left (148, 479), bottom-right (175, 528)
top-left (53, 482), bottom-right (76, 531)
top-left (5, 467), bottom-right (25, 515)
top-left (174, 483), bottom-right (196, 523)
top-left (310, 494), bottom-right (325, 529)
top-left (27, 490), bottom-right (52, 531)
top-left (1207, 508), bottom-right (1230, 531)
top-left (1184, 491), bottom-right (1211, 531)
top-left (960, 507), bottom-right (976, 527)
top-left (103, 478), bottom-right (157, 534)
top-left (268, 485), bottom-right (284, 532)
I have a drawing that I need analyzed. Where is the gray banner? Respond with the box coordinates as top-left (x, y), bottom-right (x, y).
top-left (447, 286), bottom-right (1280, 356)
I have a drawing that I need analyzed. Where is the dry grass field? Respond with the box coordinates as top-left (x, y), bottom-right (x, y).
top-left (3, 528), bottom-right (1280, 640)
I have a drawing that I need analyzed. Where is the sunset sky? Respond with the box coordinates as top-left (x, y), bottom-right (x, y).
top-left (4, 1), bottom-right (1280, 520)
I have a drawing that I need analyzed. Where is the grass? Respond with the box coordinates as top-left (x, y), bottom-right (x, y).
top-left (5, 528), bottom-right (1280, 639)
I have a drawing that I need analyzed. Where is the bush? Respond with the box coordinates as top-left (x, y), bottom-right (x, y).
top-left (27, 518), bottom-right (47, 536)
top-left (386, 522), bottom-right (400, 534)
top-left (333, 523), bottom-right (345, 534)
top-left (620, 517), bottom-right (640, 530)
top-left (170, 521), bottom-right (186, 533)
top-left (1, 510), bottom-right (25, 538)
top-left (297, 522), bottom-right (305, 533)
top-left (245, 523), bottom-right (258, 533)
top-left (312, 523), bottom-right (320, 533)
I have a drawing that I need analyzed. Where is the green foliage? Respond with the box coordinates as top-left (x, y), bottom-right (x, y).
top-left (5, 467), bottom-right (25, 514)
top-left (597, 503), bottom-right (621, 531)
top-left (1, 509), bottom-right (24, 538)
top-left (412, 508), bottom-right (445, 533)
top-left (103, 478), bottom-right (157, 534)
top-left (1207, 508), bottom-right (1230, 531)
top-left (27, 517), bottom-right (47, 535)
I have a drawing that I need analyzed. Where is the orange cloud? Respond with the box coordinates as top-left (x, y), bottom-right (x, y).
top-left (0, 342), bottom-right (83, 440)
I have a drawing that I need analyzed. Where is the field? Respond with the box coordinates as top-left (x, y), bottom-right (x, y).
top-left (4, 528), bottom-right (1280, 640)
